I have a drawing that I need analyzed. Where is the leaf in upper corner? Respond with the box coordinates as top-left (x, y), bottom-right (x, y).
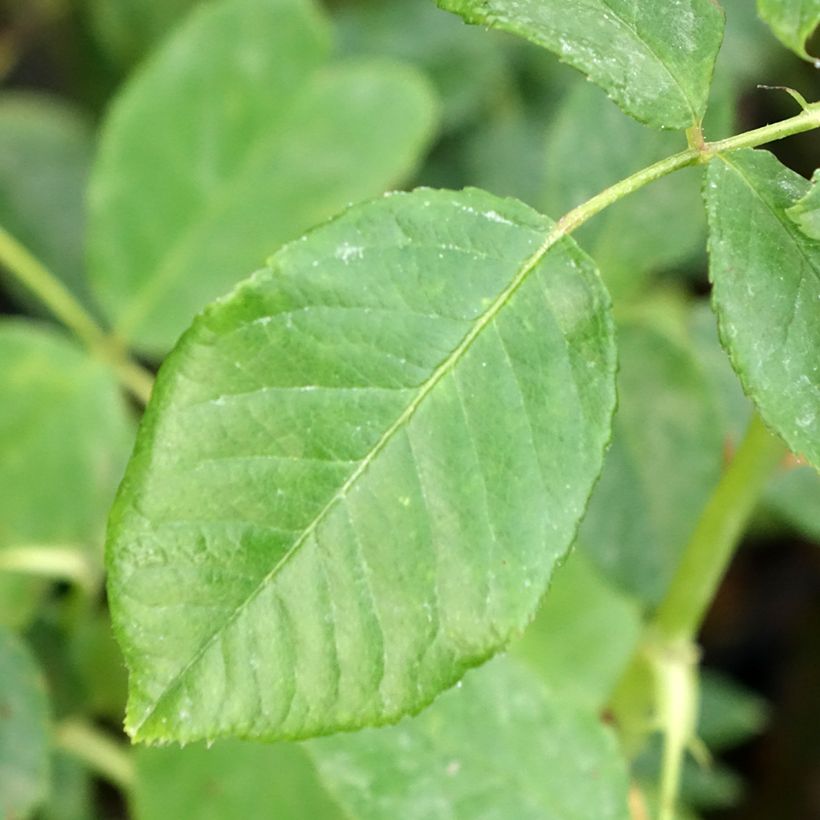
top-left (83, 0), bottom-right (202, 66)
top-left (705, 149), bottom-right (820, 468)
top-left (510, 550), bottom-right (641, 712)
top-left (88, 0), bottom-right (438, 357)
top-left (435, 0), bottom-right (725, 129)
top-left (578, 317), bottom-right (724, 605)
top-left (757, 0), bottom-right (820, 61)
top-left (310, 656), bottom-right (631, 820)
top-left (0, 94), bottom-right (95, 312)
top-left (334, 0), bottom-right (511, 132)
top-left (0, 628), bottom-right (50, 820)
top-left (788, 168), bottom-right (820, 239)
top-left (106, 187), bottom-right (616, 744)
top-left (541, 82), bottom-right (707, 301)
top-left (0, 321), bottom-right (134, 627)
top-left (134, 741), bottom-right (344, 820)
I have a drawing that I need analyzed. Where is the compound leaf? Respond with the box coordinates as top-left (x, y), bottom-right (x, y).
top-left (310, 657), bottom-right (631, 820)
top-left (705, 149), bottom-right (820, 468)
top-left (0, 628), bottom-right (50, 820)
top-left (89, 0), bottom-right (438, 356)
top-left (107, 187), bottom-right (616, 744)
top-left (435, 0), bottom-right (725, 129)
top-left (757, 0), bottom-right (820, 61)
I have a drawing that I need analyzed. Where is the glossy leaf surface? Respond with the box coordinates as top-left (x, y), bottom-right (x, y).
top-left (310, 657), bottom-right (631, 820)
top-left (757, 0), bottom-right (820, 60)
top-left (88, 0), bottom-right (437, 355)
top-left (579, 318), bottom-right (723, 605)
top-left (705, 149), bottom-right (820, 468)
top-left (0, 628), bottom-right (50, 820)
top-left (436, 0), bottom-right (725, 129)
top-left (107, 188), bottom-right (616, 744)
top-left (0, 321), bottom-right (133, 626)
top-left (134, 741), bottom-right (344, 820)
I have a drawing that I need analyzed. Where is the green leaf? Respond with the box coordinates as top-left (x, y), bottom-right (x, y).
top-left (698, 670), bottom-right (768, 751)
top-left (757, 0), bottom-right (820, 61)
top-left (0, 94), bottom-right (95, 311)
top-left (765, 465), bottom-right (820, 541)
top-left (0, 322), bottom-right (134, 627)
top-left (88, 0), bottom-right (438, 356)
top-left (788, 168), bottom-right (820, 239)
top-left (37, 753), bottom-right (94, 820)
top-left (689, 300), bottom-right (820, 542)
top-left (0, 628), bottom-right (50, 820)
top-left (635, 736), bottom-right (744, 813)
top-left (310, 657), bottom-right (631, 819)
top-left (435, 0), bottom-right (725, 129)
top-left (579, 317), bottom-right (724, 605)
top-left (134, 741), bottom-right (344, 820)
top-left (107, 187), bottom-right (616, 744)
top-left (83, 0), bottom-right (202, 66)
top-left (541, 82), bottom-right (706, 300)
top-left (705, 149), bottom-right (820, 468)
top-left (335, 0), bottom-right (511, 131)
top-left (510, 550), bottom-right (642, 711)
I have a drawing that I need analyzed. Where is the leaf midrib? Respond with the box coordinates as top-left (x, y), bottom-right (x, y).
top-left (129, 213), bottom-right (568, 738)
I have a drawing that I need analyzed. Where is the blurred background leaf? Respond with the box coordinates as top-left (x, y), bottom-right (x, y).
top-left (0, 626), bottom-right (50, 820)
top-left (0, 92), bottom-right (95, 312)
top-left (0, 320), bottom-right (134, 627)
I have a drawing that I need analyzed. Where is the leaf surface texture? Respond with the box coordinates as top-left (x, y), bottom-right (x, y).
top-left (436, 0), bottom-right (725, 129)
top-left (107, 188), bottom-right (616, 743)
top-left (705, 149), bottom-right (820, 467)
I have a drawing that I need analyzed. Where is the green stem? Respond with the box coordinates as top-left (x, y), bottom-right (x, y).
top-left (0, 225), bottom-right (153, 404)
top-left (548, 104), bottom-right (820, 244)
top-left (55, 718), bottom-right (135, 792)
top-left (654, 413), bottom-right (786, 640)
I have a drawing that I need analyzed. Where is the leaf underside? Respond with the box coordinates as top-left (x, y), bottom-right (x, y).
top-left (107, 187), bottom-right (616, 744)
top-left (436, 0), bottom-right (725, 129)
top-left (705, 149), bottom-right (820, 468)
